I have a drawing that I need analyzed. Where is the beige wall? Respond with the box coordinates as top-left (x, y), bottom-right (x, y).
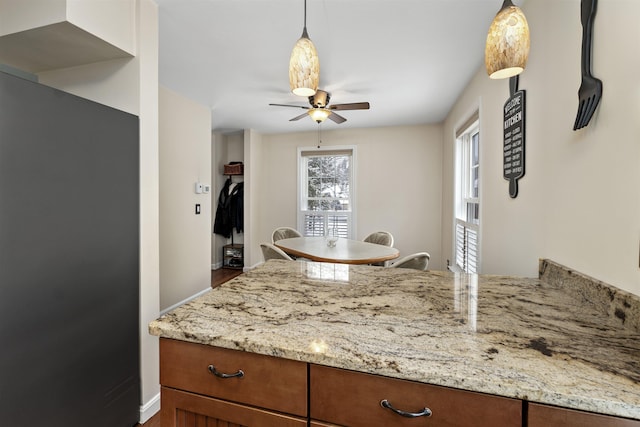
top-left (245, 129), bottom-right (263, 268)
top-left (443, 0), bottom-right (640, 294)
top-left (159, 86), bottom-right (212, 310)
top-left (0, 0), bottom-right (134, 54)
top-left (256, 124), bottom-right (444, 269)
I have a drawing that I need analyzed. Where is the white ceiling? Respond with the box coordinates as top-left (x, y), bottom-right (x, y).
top-left (156, 0), bottom-right (512, 134)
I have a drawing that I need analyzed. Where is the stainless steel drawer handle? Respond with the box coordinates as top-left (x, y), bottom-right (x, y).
top-left (208, 364), bottom-right (244, 379)
top-left (380, 399), bottom-right (432, 418)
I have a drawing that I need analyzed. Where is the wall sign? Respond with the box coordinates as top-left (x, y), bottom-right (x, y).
top-left (503, 75), bottom-right (526, 198)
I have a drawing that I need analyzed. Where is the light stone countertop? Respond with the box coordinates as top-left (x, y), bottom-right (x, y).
top-left (149, 260), bottom-right (640, 420)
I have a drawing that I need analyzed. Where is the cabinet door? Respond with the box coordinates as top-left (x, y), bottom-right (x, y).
top-left (160, 338), bottom-right (307, 416)
top-left (311, 421), bottom-right (344, 427)
top-left (528, 403), bottom-right (640, 427)
top-left (161, 387), bottom-right (307, 427)
top-left (311, 364), bottom-right (521, 427)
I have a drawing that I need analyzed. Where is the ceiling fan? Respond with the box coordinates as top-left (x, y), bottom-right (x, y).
top-left (269, 90), bottom-right (370, 124)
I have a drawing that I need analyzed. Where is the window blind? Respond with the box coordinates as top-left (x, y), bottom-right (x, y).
top-left (455, 220), bottom-right (478, 273)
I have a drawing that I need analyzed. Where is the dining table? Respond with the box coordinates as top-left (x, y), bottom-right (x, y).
top-left (274, 236), bottom-right (400, 265)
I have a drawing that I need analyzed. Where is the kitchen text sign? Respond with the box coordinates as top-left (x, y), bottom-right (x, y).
top-left (503, 76), bottom-right (526, 198)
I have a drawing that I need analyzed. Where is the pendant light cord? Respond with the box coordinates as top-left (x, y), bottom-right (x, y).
top-left (300, 0), bottom-right (309, 38)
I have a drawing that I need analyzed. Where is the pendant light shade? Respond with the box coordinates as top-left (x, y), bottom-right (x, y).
top-left (289, 0), bottom-right (319, 96)
top-left (485, 0), bottom-right (530, 79)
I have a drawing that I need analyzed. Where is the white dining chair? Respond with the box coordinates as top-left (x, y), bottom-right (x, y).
top-left (389, 252), bottom-right (430, 271)
top-left (271, 227), bottom-right (302, 244)
top-left (260, 243), bottom-right (294, 261)
top-left (363, 231), bottom-right (394, 247)
top-left (363, 231), bottom-right (394, 265)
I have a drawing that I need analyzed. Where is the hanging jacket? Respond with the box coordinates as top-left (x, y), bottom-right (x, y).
top-left (213, 178), bottom-right (233, 238)
top-left (229, 181), bottom-right (244, 233)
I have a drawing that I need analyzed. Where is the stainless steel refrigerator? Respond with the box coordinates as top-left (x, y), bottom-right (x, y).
top-left (0, 71), bottom-right (140, 426)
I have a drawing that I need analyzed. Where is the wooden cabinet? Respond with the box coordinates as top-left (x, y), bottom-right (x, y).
top-left (310, 421), bottom-right (343, 427)
top-left (160, 338), bottom-right (307, 427)
top-left (528, 403), bottom-right (640, 427)
top-left (310, 364), bottom-right (521, 427)
top-left (161, 387), bottom-right (305, 427)
top-left (160, 338), bottom-right (640, 427)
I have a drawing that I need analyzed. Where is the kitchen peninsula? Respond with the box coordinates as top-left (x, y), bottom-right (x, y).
top-left (149, 259), bottom-right (640, 426)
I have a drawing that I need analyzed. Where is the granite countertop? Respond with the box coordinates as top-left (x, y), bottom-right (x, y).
top-left (149, 259), bottom-right (640, 420)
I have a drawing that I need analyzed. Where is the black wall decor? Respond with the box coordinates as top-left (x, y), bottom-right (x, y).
top-left (573, 0), bottom-right (602, 130)
top-left (503, 75), bottom-right (526, 198)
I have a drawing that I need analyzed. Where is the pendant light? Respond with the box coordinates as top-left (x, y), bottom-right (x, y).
top-left (289, 0), bottom-right (319, 96)
top-left (485, 0), bottom-right (530, 79)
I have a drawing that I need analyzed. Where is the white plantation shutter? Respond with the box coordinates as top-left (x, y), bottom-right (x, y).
top-left (455, 220), bottom-right (478, 273)
top-left (302, 213), bottom-right (351, 238)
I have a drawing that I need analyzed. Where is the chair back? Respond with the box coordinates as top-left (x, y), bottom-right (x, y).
top-left (272, 227), bottom-right (302, 243)
top-left (363, 231), bottom-right (394, 247)
top-left (390, 252), bottom-right (430, 271)
top-left (260, 243), bottom-right (294, 261)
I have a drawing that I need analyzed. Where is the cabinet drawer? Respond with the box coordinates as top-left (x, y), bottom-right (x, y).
top-left (160, 338), bottom-right (307, 417)
top-left (310, 364), bottom-right (521, 427)
top-left (528, 403), bottom-right (640, 427)
top-left (161, 386), bottom-right (307, 427)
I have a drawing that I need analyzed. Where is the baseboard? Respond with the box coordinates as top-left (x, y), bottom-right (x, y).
top-left (160, 286), bottom-right (212, 316)
top-left (211, 261), bottom-right (223, 270)
top-left (139, 392), bottom-right (160, 424)
top-left (244, 261), bottom-right (261, 272)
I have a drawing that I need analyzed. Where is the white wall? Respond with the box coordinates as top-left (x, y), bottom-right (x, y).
top-left (443, 0), bottom-right (640, 294)
top-left (257, 124), bottom-right (444, 269)
top-left (159, 86), bottom-right (212, 310)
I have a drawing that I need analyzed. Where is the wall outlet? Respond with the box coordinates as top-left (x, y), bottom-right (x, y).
top-left (203, 184), bottom-right (211, 194)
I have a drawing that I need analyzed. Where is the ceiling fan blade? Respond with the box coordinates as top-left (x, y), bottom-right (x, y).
top-left (328, 112), bottom-right (347, 124)
top-left (329, 102), bottom-right (370, 111)
top-left (269, 103), bottom-right (309, 110)
top-left (290, 112), bottom-right (309, 121)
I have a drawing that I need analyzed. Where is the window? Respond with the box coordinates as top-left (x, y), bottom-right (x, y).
top-left (454, 115), bottom-right (480, 273)
top-left (298, 147), bottom-right (355, 239)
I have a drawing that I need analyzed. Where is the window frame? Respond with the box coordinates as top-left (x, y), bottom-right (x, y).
top-left (297, 146), bottom-right (357, 239)
top-left (454, 116), bottom-right (480, 273)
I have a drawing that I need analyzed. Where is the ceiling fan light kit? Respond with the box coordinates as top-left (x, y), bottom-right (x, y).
top-left (308, 108), bottom-right (331, 123)
top-left (270, 88), bottom-right (369, 124)
top-left (289, 0), bottom-right (319, 96)
top-left (485, 0), bottom-right (530, 79)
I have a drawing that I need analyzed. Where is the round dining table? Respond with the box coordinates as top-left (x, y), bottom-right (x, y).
top-left (274, 236), bottom-right (399, 265)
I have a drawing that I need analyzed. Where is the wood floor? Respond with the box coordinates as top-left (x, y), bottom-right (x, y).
top-left (211, 266), bottom-right (243, 288)
top-left (138, 412), bottom-right (161, 427)
top-left (136, 268), bottom-right (243, 427)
